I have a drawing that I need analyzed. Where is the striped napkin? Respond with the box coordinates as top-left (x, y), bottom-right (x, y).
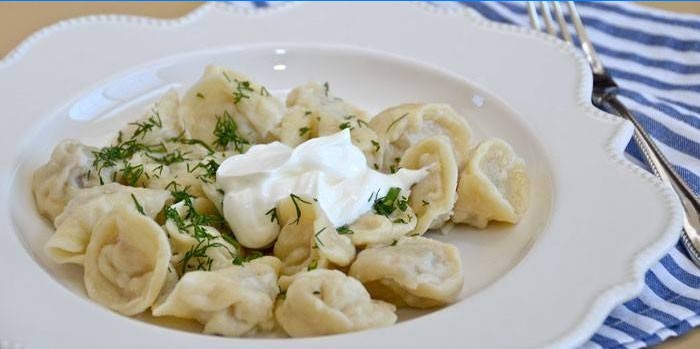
top-left (243, 2), bottom-right (700, 347)
top-left (446, 3), bottom-right (700, 348)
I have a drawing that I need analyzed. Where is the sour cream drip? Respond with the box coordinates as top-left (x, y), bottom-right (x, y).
top-left (217, 130), bottom-right (427, 248)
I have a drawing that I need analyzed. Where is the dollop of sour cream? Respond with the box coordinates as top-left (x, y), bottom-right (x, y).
top-left (217, 130), bottom-right (428, 248)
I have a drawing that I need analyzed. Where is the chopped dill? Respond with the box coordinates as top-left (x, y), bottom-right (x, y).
top-left (146, 149), bottom-right (189, 166)
top-left (213, 110), bottom-right (250, 152)
top-left (337, 225), bottom-right (353, 235)
top-left (385, 113), bottom-right (408, 132)
top-left (196, 92), bottom-right (205, 99)
top-left (260, 86), bottom-right (271, 97)
top-left (298, 127), bottom-right (310, 137)
top-left (289, 193), bottom-right (311, 225)
top-left (338, 121), bottom-right (353, 131)
top-left (372, 187), bottom-right (408, 217)
top-left (232, 79), bottom-right (254, 104)
top-left (356, 119), bottom-right (369, 128)
top-left (307, 259), bottom-right (318, 271)
top-left (120, 162), bottom-right (144, 186)
top-left (422, 200), bottom-right (430, 207)
top-left (129, 109), bottom-right (163, 140)
top-left (167, 133), bottom-right (215, 154)
top-left (371, 140), bottom-right (381, 153)
top-left (314, 227), bottom-right (327, 247)
top-left (390, 239), bottom-right (398, 246)
top-left (130, 194), bottom-right (145, 215)
top-left (187, 159), bottom-right (220, 184)
top-left (233, 251), bottom-right (264, 265)
top-left (265, 207), bottom-right (279, 223)
top-left (323, 82), bottom-right (330, 97)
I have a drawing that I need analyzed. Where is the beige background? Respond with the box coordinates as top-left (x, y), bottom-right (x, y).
top-left (1, 2), bottom-right (699, 348)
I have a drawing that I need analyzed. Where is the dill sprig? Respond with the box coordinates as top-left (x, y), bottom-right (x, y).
top-left (289, 194), bottom-right (311, 225)
top-left (167, 132), bottom-right (215, 154)
top-left (265, 207), bottom-right (279, 223)
top-left (232, 79), bottom-right (254, 104)
top-left (120, 162), bottom-right (145, 187)
top-left (187, 159), bottom-right (220, 184)
top-left (129, 108), bottom-right (163, 140)
top-left (146, 149), bottom-right (189, 166)
top-left (386, 113), bottom-right (409, 132)
top-left (338, 121), bottom-right (353, 131)
top-left (372, 187), bottom-right (408, 217)
top-left (314, 227), bottom-right (327, 247)
top-left (130, 194), bottom-right (145, 215)
top-left (371, 140), bottom-right (381, 153)
top-left (213, 111), bottom-right (250, 152)
top-left (91, 139), bottom-right (166, 183)
top-left (298, 127), bottom-right (310, 137)
top-left (233, 251), bottom-right (263, 265)
top-left (337, 225), bottom-right (353, 235)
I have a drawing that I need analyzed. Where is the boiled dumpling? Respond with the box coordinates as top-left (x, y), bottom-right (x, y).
top-left (118, 90), bottom-right (183, 145)
top-left (152, 256), bottom-right (281, 337)
top-left (285, 82), bottom-right (369, 137)
top-left (45, 184), bottom-right (169, 265)
top-left (163, 200), bottom-right (239, 275)
top-left (273, 195), bottom-right (355, 276)
top-left (276, 82), bottom-right (380, 166)
top-left (347, 206), bottom-right (416, 246)
top-left (399, 136), bottom-right (458, 235)
top-left (453, 139), bottom-right (530, 228)
top-left (349, 236), bottom-right (463, 308)
top-left (178, 65), bottom-right (284, 147)
top-left (275, 269), bottom-right (396, 337)
top-left (369, 103), bottom-right (471, 171)
top-left (33, 140), bottom-right (111, 222)
top-left (84, 207), bottom-right (171, 315)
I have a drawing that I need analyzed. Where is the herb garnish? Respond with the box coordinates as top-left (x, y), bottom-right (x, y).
top-left (307, 260), bottom-right (318, 271)
top-left (260, 86), bottom-right (271, 97)
top-left (120, 162), bottom-right (145, 186)
top-left (232, 79), bottom-right (254, 104)
top-left (289, 194), bottom-right (311, 225)
top-left (338, 121), bottom-right (353, 131)
top-left (337, 225), bottom-right (353, 235)
top-left (131, 194), bottom-right (145, 215)
top-left (213, 110), bottom-right (250, 152)
top-left (386, 113), bottom-right (408, 132)
top-left (371, 140), bottom-right (381, 153)
top-left (372, 187), bottom-right (408, 217)
top-left (323, 82), bottom-right (330, 97)
top-left (233, 251), bottom-right (263, 265)
top-left (422, 200), bottom-right (430, 207)
top-left (196, 92), bottom-right (205, 99)
top-left (265, 207), bottom-right (279, 223)
top-left (298, 127), bottom-right (310, 137)
top-left (314, 227), bottom-right (327, 247)
top-left (129, 109), bottom-right (163, 140)
top-left (187, 159), bottom-right (220, 184)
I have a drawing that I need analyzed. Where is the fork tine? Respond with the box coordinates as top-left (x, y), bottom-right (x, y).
top-left (551, 2), bottom-right (573, 44)
top-left (566, 1), bottom-right (605, 74)
top-left (539, 2), bottom-right (557, 36)
top-left (527, 2), bottom-right (542, 31)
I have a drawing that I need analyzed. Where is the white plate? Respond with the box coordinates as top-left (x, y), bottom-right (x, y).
top-left (0, 3), bottom-right (682, 349)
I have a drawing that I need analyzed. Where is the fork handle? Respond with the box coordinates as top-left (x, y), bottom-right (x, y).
top-left (600, 94), bottom-right (700, 263)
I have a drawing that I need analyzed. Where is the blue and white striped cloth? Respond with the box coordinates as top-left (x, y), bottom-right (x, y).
top-left (244, 2), bottom-right (700, 347)
top-left (446, 3), bottom-right (700, 348)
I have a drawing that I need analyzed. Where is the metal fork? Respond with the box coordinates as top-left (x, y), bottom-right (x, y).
top-left (527, 1), bottom-right (700, 266)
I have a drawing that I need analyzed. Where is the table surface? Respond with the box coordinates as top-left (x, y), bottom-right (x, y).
top-left (1, 2), bottom-right (698, 348)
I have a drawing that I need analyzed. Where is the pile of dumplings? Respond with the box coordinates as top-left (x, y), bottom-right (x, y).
top-left (33, 65), bottom-right (530, 338)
